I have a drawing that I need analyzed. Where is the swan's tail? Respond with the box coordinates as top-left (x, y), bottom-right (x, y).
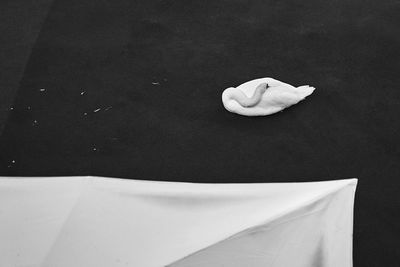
top-left (296, 85), bottom-right (315, 98)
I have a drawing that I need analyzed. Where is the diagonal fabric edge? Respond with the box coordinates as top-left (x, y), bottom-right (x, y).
top-left (0, 176), bottom-right (90, 267)
top-left (0, 176), bottom-right (357, 267)
top-left (166, 179), bottom-right (357, 267)
top-left (39, 177), bottom-right (91, 266)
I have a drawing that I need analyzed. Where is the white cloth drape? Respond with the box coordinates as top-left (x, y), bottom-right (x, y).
top-left (0, 177), bottom-right (357, 267)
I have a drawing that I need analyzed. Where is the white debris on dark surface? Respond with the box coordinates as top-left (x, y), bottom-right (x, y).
top-left (8, 160), bottom-right (16, 168)
top-left (80, 91), bottom-right (85, 95)
top-left (33, 120), bottom-right (38, 126)
top-left (39, 88), bottom-right (46, 92)
top-left (93, 108), bottom-right (101, 113)
top-left (105, 106), bottom-right (113, 111)
top-left (83, 112), bottom-right (88, 116)
top-left (151, 82), bottom-right (160, 85)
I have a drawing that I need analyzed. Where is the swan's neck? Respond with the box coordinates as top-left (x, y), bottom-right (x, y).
top-left (229, 86), bottom-right (266, 107)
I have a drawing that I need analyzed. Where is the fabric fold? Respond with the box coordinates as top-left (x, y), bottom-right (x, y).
top-left (0, 176), bottom-right (357, 267)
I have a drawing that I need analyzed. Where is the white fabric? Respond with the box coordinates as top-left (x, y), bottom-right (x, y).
top-left (0, 176), bottom-right (357, 267)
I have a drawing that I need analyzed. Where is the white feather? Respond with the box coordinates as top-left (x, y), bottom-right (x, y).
top-left (222, 77), bottom-right (315, 116)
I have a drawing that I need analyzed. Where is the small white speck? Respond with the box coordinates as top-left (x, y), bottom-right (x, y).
top-left (83, 112), bottom-right (88, 116)
top-left (93, 108), bottom-right (101, 113)
top-left (93, 147), bottom-right (97, 151)
top-left (33, 120), bottom-right (38, 125)
top-left (9, 107), bottom-right (14, 110)
top-left (11, 160), bottom-right (15, 164)
top-left (39, 88), bottom-right (46, 92)
top-left (80, 91), bottom-right (86, 95)
top-left (151, 82), bottom-right (160, 85)
top-left (27, 106), bottom-right (31, 110)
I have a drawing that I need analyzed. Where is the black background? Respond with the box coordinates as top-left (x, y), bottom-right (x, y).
top-left (0, 0), bottom-right (399, 265)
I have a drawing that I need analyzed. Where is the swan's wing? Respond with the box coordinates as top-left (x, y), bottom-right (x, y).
top-left (296, 85), bottom-right (315, 98)
top-left (263, 89), bottom-right (302, 107)
top-left (266, 85), bottom-right (315, 103)
top-left (238, 78), bottom-right (295, 97)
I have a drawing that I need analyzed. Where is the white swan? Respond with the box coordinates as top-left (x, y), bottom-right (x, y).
top-left (222, 77), bottom-right (315, 116)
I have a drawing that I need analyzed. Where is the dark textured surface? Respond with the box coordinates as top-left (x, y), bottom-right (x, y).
top-left (0, 0), bottom-right (53, 132)
top-left (0, 0), bottom-right (399, 265)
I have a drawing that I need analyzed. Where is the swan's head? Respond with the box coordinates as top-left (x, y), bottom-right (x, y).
top-left (257, 83), bottom-right (269, 94)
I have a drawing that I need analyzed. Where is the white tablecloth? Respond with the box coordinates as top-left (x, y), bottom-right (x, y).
top-left (0, 177), bottom-right (357, 267)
